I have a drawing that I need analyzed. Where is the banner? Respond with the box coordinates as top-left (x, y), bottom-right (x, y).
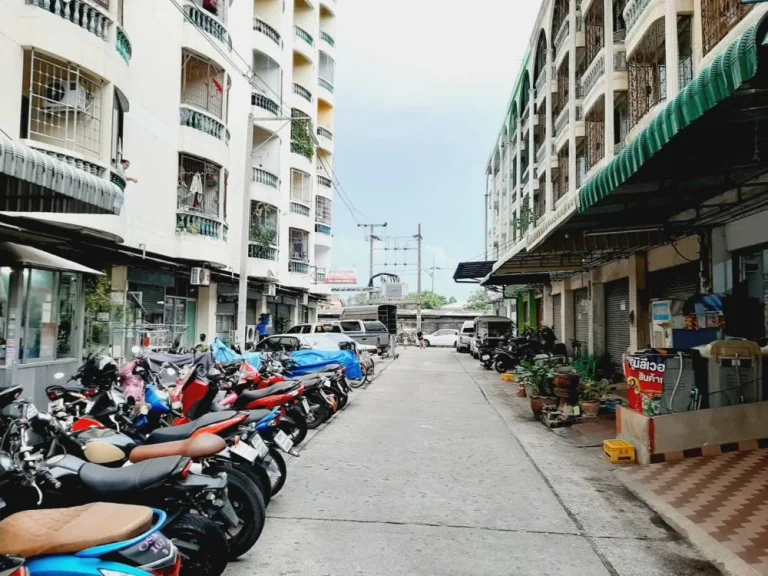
top-left (624, 353), bottom-right (666, 416)
top-left (325, 268), bottom-right (358, 285)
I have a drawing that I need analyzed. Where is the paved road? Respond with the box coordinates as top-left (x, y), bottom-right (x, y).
top-left (229, 348), bottom-right (718, 576)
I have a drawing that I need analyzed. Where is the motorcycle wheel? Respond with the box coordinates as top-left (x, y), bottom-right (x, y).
top-left (335, 388), bottom-right (349, 410)
top-left (265, 447), bottom-right (287, 496)
top-left (221, 467), bottom-right (266, 560)
top-left (305, 401), bottom-right (331, 429)
top-left (494, 359), bottom-right (507, 373)
top-left (166, 513), bottom-right (228, 576)
top-left (214, 457), bottom-right (272, 507)
top-left (283, 408), bottom-right (308, 445)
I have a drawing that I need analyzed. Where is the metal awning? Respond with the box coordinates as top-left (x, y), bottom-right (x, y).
top-left (0, 242), bottom-right (103, 275)
top-left (0, 133), bottom-right (124, 215)
top-left (453, 260), bottom-right (495, 283)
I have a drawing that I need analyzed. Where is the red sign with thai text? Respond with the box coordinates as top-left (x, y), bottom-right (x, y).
top-left (624, 354), bottom-right (666, 416)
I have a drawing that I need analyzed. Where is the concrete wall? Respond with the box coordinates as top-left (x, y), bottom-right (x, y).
top-left (617, 406), bottom-right (652, 465)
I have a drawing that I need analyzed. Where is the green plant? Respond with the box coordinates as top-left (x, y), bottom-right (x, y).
top-left (464, 288), bottom-right (492, 312)
top-left (519, 359), bottom-right (556, 397)
top-left (579, 379), bottom-right (610, 402)
top-left (290, 109), bottom-right (314, 159)
top-left (518, 324), bottom-right (538, 338)
top-left (249, 202), bottom-right (278, 246)
top-left (516, 197), bottom-right (533, 235)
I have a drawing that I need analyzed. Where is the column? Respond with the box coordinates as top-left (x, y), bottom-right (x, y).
top-left (665, 0), bottom-right (680, 98)
top-left (6, 268), bottom-right (24, 386)
top-left (629, 253), bottom-right (649, 352)
top-left (692, 0), bottom-right (703, 69)
top-left (589, 281), bottom-right (605, 355)
top-left (561, 288), bottom-right (575, 354)
top-left (569, 0), bottom-right (577, 198)
top-left (545, 46), bottom-right (554, 213)
top-left (604, 0), bottom-right (615, 162)
top-left (196, 281), bottom-right (218, 341)
top-left (542, 286), bottom-right (554, 327)
top-left (108, 265), bottom-right (128, 359)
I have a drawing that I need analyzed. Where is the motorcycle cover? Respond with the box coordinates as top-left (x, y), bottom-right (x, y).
top-left (287, 349), bottom-right (362, 381)
top-left (210, 339), bottom-right (263, 370)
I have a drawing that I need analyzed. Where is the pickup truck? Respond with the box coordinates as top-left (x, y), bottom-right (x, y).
top-left (336, 319), bottom-right (390, 353)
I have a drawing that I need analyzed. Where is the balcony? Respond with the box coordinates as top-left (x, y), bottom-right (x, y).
top-left (580, 50), bottom-right (605, 102)
top-left (290, 201), bottom-right (311, 216)
top-left (318, 78), bottom-right (334, 93)
top-left (614, 28), bottom-right (627, 45)
top-left (295, 25), bottom-right (314, 47)
top-left (318, 174), bottom-right (332, 189)
top-left (315, 223), bottom-right (332, 235)
top-left (248, 243), bottom-right (278, 261)
top-left (183, 0), bottom-right (231, 49)
top-left (535, 142), bottom-right (547, 166)
top-left (253, 17), bottom-right (281, 46)
top-left (252, 92), bottom-right (280, 115)
top-left (554, 19), bottom-right (570, 58)
top-left (116, 26), bottom-right (132, 63)
top-left (293, 83), bottom-right (312, 103)
top-left (252, 167), bottom-right (279, 189)
top-left (535, 71), bottom-right (548, 102)
top-left (317, 127), bottom-right (333, 141)
top-left (624, 0), bottom-right (652, 36)
top-left (554, 106), bottom-right (570, 138)
top-left (315, 269), bottom-right (327, 283)
top-left (180, 105), bottom-right (230, 145)
top-left (615, 49), bottom-right (628, 72)
top-left (28, 0), bottom-right (112, 42)
top-left (321, 31), bottom-right (335, 47)
top-left (289, 260), bottom-right (309, 274)
top-left (176, 210), bottom-right (225, 239)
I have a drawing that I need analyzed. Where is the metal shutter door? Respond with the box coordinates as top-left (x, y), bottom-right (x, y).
top-left (246, 300), bottom-right (257, 325)
top-left (649, 262), bottom-right (699, 301)
top-left (605, 279), bottom-right (631, 367)
top-left (135, 284), bottom-right (165, 316)
top-left (217, 300), bottom-right (235, 316)
top-left (573, 288), bottom-right (589, 353)
top-left (552, 294), bottom-right (562, 341)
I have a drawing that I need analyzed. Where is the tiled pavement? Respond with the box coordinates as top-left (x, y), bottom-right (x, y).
top-left (620, 449), bottom-right (768, 576)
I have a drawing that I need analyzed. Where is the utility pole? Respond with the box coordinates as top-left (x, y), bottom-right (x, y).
top-left (425, 254), bottom-right (448, 294)
top-left (357, 222), bottom-right (387, 301)
top-left (416, 223), bottom-right (422, 331)
top-left (236, 113), bottom-right (255, 348)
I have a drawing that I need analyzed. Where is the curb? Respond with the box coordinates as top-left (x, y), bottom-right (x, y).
top-left (617, 471), bottom-right (762, 576)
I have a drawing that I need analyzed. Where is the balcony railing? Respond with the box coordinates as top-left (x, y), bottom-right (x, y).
top-left (183, 0), bottom-right (232, 49)
top-left (252, 92), bottom-right (280, 115)
top-left (624, 0), bottom-right (652, 35)
top-left (30, 145), bottom-right (106, 178)
top-left (321, 31), bottom-right (335, 47)
top-left (615, 49), bottom-right (627, 72)
top-left (252, 167), bottom-right (279, 189)
top-left (116, 26), bottom-right (132, 63)
top-left (580, 51), bottom-right (605, 99)
top-left (554, 19), bottom-right (570, 56)
top-left (315, 223), bottom-right (332, 235)
top-left (315, 270), bottom-right (327, 283)
top-left (317, 126), bottom-right (333, 140)
top-left (28, 0), bottom-right (112, 41)
top-left (290, 201), bottom-right (311, 216)
top-left (555, 106), bottom-right (570, 137)
top-left (176, 211), bottom-right (224, 239)
top-left (289, 260), bottom-right (309, 274)
top-left (248, 243), bottom-right (278, 261)
top-left (613, 28), bottom-right (627, 44)
top-left (535, 142), bottom-right (547, 165)
top-left (295, 25), bottom-right (314, 47)
top-left (319, 78), bottom-right (334, 93)
top-left (253, 17), bottom-right (281, 46)
top-left (293, 83), bottom-right (312, 102)
top-left (180, 105), bottom-right (230, 145)
top-left (536, 71), bottom-right (548, 98)
top-left (521, 112), bottom-right (530, 134)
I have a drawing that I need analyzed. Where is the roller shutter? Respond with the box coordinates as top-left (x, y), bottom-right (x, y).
top-left (552, 294), bottom-right (562, 341)
top-left (648, 262), bottom-right (699, 301)
top-left (573, 288), bottom-right (589, 353)
top-left (605, 279), bottom-right (630, 367)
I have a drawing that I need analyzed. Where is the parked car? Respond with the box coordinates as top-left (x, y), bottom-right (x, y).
top-left (457, 321), bottom-right (475, 353)
top-left (422, 329), bottom-right (459, 348)
top-left (253, 334), bottom-right (344, 352)
top-left (285, 322), bottom-right (343, 334)
top-left (335, 319), bottom-right (390, 353)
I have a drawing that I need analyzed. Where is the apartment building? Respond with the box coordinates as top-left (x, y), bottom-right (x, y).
top-left (0, 0), bottom-right (338, 391)
top-left (471, 0), bottom-right (768, 368)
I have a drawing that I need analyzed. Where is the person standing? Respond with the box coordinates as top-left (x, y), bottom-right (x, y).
top-left (417, 329), bottom-right (424, 350)
top-left (257, 315), bottom-right (270, 341)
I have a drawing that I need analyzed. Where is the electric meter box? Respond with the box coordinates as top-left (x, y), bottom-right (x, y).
top-left (707, 341), bottom-right (762, 409)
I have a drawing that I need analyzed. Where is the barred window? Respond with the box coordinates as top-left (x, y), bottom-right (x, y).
top-left (24, 50), bottom-right (103, 159)
top-left (319, 51), bottom-right (335, 86)
top-left (289, 228), bottom-right (309, 261)
top-left (181, 50), bottom-right (227, 120)
top-left (250, 201), bottom-right (279, 245)
top-left (702, 0), bottom-right (751, 56)
top-left (315, 196), bottom-right (332, 225)
top-left (177, 153), bottom-right (222, 218)
top-left (291, 169), bottom-right (312, 204)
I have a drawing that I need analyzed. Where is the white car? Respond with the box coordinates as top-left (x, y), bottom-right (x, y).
top-left (457, 321), bottom-right (475, 353)
top-left (422, 329), bottom-right (459, 348)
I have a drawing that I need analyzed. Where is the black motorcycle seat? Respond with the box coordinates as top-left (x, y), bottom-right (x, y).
top-left (238, 382), bottom-right (299, 402)
top-left (145, 411), bottom-right (240, 444)
top-left (79, 456), bottom-right (185, 494)
top-left (244, 409), bottom-right (273, 424)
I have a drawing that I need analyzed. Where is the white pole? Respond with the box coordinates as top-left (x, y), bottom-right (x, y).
top-left (236, 113), bottom-right (255, 347)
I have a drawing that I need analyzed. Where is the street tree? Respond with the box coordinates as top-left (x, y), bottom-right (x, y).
top-left (465, 289), bottom-right (492, 312)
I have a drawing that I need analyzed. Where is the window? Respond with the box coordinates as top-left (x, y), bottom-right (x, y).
top-left (249, 201), bottom-right (279, 246)
top-left (462, 327), bottom-right (475, 335)
top-left (291, 169), bottom-right (312, 204)
top-left (24, 50), bottom-right (103, 159)
top-left (340, 321), bottom-right (361, 332)
top-left (285, 325), bottom-right (304, 334)
top-left (289, 228), bottom-right (309, 262)
top-left (164, 297), bottom-right (196, 348)
top-left (22, 269), bottom-right (56, 362)
top-left (178, 153), bottom-right (222, 218)
top-left (111, 91), bottom-right (125, 169)
top-left (181, 50), bottom-right (227, 120)
top-left (319, 51), bottom-right (335, 86)
top-left (315, 196), bottom-right (332, 225)
top-left (364, 321), bottom-right (388, 333)
top-left (702, 0), bottom-right (751, 55)
top-left (314, 324), bottom-right (341, 333)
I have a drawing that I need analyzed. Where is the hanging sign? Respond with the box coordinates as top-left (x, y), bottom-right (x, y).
top-left (624, 353), bottom-right (666, 416)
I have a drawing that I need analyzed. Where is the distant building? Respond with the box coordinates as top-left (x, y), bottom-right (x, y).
top-left (318, 308), bottom-right (486, 334)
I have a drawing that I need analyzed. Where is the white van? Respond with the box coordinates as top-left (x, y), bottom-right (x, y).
top-left (470, 315), bottom-right (514, 358)
top-left (457, 321), bottom-right (475, 353)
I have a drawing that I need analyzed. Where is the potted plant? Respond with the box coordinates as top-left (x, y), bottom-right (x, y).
top-left (519, 360), bottom-right (557, 418)
top-left (579, 379), bottom-right (609, 416)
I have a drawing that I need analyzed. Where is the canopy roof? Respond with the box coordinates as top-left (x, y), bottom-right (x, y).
top-left (0, 242), bottom-right (103, 275)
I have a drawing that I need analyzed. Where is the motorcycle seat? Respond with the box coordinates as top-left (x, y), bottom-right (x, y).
top-left (294, 374), bottom-right (327, 384)
top-left (244, 409), bottom-right (273, 424)
top-left (145, 411), bottom-right (241, 444)
top-left (130, 433), bottom-right (226, 464)
top-left (236, 382), bottom-right (299, 405)
top-left (79, 456), bottom-right (185, 495)
top-left (0, 502), bottom-right (152, 558)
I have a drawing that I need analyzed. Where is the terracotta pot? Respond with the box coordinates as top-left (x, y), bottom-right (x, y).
top-left (530, 396), bottom-right (557, 418)
top-left (581, 400), bottom-right (600, 417)
top-left (516, 385), bottom-right (527, 398)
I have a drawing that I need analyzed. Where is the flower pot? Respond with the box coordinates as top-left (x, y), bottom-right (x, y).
top-left (530, 396), bottom-right (557, 418)
top-left (554, 373), bottom-right (581, 400)
top-left (516, 385), bottom-right (527, 398)
top-left (581, 400), bottom-right (600, 417)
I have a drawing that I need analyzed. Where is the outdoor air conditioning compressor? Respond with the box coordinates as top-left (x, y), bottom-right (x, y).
top-left (42, 80), bottom-right (93, 113)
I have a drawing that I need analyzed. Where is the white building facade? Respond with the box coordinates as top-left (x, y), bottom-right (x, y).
top-left (0, 0), bottom-right (338, 348)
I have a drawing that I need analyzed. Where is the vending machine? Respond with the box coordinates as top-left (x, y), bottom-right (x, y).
top-left (649, 299), bottom-right (685, 349)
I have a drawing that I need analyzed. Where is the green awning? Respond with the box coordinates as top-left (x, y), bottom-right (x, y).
top-left (579, 15), bottom-right (765, 213)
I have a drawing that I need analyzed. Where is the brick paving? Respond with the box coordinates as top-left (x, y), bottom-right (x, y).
top-left (621, 449), bottom-right (768, 575)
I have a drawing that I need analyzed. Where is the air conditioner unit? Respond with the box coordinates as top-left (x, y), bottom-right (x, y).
top-left (245, 325), bottom-right (257, 343)
top-left (263, 283), bottom-right (277, 297)
top-left (190, 267), bottom-right (211, 286)
top-left (301, 294), bottom-right (309, 306)
top-left (41, 79), bottom-right (94, 114)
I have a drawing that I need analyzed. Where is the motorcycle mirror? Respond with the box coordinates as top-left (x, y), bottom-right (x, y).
top-left (140, 404), bottom-right (149, 415)
top-left (53, 372), bottom-right (65, 380)
top-left (131, 345), bottom-right (141, 355)
top-left (166, 368), bottom-right (176, 376)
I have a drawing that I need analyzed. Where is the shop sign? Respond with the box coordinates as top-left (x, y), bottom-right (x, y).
top-left (325, 268), bottom-right (358, 285)
top-left (624, 353), bottom-right (666, 416)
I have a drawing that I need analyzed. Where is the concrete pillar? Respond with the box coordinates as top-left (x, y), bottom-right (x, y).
top-left (561, 288), bottom-right (575, 353)
top-left (629, 253), bottom-right (649, 352)
top-left (291, 302), bottom-right (300, 327)
top-left (665, 0), bottom-right (680, 98)
top-left (692, 0), bottom-right (703, 69)
top-left (542, 286), bottom-right (554, 327)
top-left (196, 281), bottom-right (217, 341)
top-left (589, 281), bottom-right (605, 355)
top-left (604, 0), bottom-right (615, 162)
top-left (545, 45), bottom-right (554, 213)
top-left (711, 226), bottom-right (731, 294)
top-left (569, 0), bottom-right (577, 198)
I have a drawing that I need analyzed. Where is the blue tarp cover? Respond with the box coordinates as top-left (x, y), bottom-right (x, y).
top-left (287, 349), bottom-right (362, 380)
top-left (211, 339), bottom-right (263, 370)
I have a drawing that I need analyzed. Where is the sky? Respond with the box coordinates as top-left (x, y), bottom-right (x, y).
top-left (329, 0), bottom-right (541, 301)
